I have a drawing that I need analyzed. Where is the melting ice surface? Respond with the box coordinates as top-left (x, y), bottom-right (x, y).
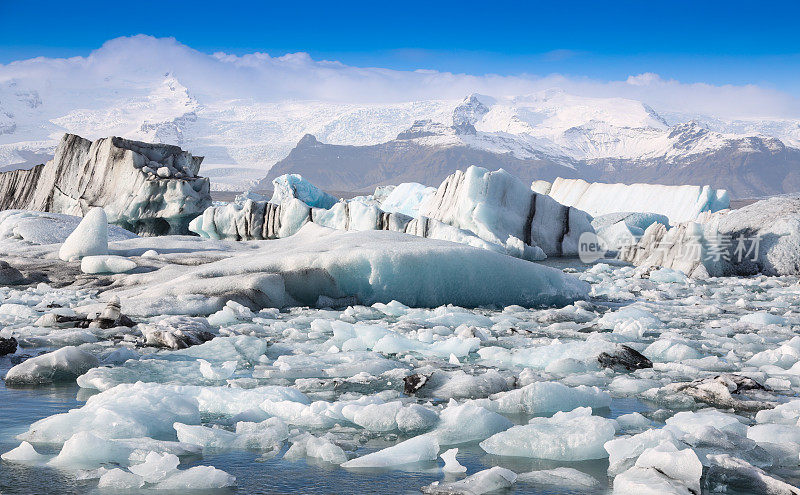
top-left (3, 257), bottom-right (800, 494)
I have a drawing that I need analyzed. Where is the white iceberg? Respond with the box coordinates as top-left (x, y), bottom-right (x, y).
top-left (4, 346), bottom-right (99, 385)
top-left (58, 207), bottom-right (109, 261)
top-left (479, 407), bottom-right (616, 460)
top-left (111, 224), bottom-right (589, 316)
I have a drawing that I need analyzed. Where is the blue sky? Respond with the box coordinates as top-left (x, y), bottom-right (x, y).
top-left (1, 0), bottom-right (799, 93)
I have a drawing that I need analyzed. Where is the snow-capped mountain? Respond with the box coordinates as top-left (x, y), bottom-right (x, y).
top-left (262, 93), bottom-right (800, 198)
top-left (1, 36), bottom-right (799, 196)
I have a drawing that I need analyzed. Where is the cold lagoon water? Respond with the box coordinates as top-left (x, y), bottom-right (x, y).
top-left (2, 254), bottom-right (800, 494)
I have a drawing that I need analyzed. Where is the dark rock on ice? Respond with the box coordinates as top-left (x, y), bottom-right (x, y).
top-left (597, 345), bottom-right (653, 371)
top-left (89, 296), bottom-right (136, 329)
top-left (704, 454), bottom-right (800, 495)
top-left (403, 373), bottom-right (430, 395)
top-left (0, 337), bottom-right (17, 356)
top-left (137, 315), bottom-right (216, 350)
top-left (0, 261), bottom-right (25, 285)
top-left (664, 374), bottom-right (775, 412)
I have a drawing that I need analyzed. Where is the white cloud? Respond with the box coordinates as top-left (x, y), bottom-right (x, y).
top-left (1, 35), bottom-right (799, 119)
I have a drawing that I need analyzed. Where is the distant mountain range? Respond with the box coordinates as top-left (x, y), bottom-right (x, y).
top-left (2, 61), bottom-right (799, 197)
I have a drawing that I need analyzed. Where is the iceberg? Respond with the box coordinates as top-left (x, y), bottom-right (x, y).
top-left (0, 133), bottom-right (211, 235)
top-left (270, 173), bottom-right (338, 209)
top-left (190, 166), bottom-right (595, 261)
top-left (620, 194), bottom-right (800, 277)
top-left (58, 208), bottom-right (109, 261)
top-left (422, 466), bottom-right (517, 494)
top-left (419, 166), bottom-right (593, 256)
top-left (543, 177), bottom-right (729, 225)
top-left (479, 407), bottom-right (616, 460)
top-left (341, 434), bottom-right (439, 468)
top-left (380, 182), bottom-right (436, 217)
top-left (4, 346), bottom-right (99, 385)
top-left (110, 224), bottom-right (590, 316)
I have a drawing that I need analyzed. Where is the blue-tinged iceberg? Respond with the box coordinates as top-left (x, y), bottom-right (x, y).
top-left (111, 223), bottom-right (590, 316)
top-left (190, 166), bottom-right (595, 262)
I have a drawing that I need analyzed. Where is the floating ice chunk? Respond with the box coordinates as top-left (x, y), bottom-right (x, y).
top-left (477, 381), bottom-right (611, 415)
top-left (616, 412), bottom-right (654, 431)
top-left (631, 441), bottom-right (703, 494)
top-left (80, 255), bottom-right (136, 274)
top-left (705, 454), bottom-right (800, 495)
top-left (665, 409), bottom-right (748, 438)
top-left (139, 315), bottom-right (216, 350)
top-left (141, 249), bottom-right (159, 258)
top-left (598, 345), bottom-right (653, 371)
top-left (604, 428), bottom-right (682, 476)
top-left (58, 207), bottom-right (108, 261)
top-left (440, 448), bottom-right (466, 473)
top-left (448, 353), bottom-right (461, 365)
top-left (271, 173), bottom-right (338, 209)
top-left (740, 312), bottom-right (788, 326)
top-left (747, 337), bottom-right (800, 368)
top-left (756, 400), bottom-right (800, 424)
top-left (396, 404), bottom-right (439, 434)
top-left (649, 267), bottom-right (689, 284)
top-left (342, 401), bottom-right (404, 432)
top-left (748, 424), bottom-right (800, 446)
top-left (478, 337), bottom-right (617, 370)
top-left (174, 417), bottom-right (288, 452)
top-left (341, 434), bottom-right (439, 468)
top-left (609, 376), bottom-right (661, 395)
top-left (19, 383), bottom-right (202, 443)
top-left (128, 452), bottom-right (180, 483)
top-left (174, 423), bottom-right (239, 451)
top-left (613, 465), bottom-right (695, 495)
top-left (283, 433), bottom-right (348, 465)
top-left (422, 466), bottom-right (517, 495)
top-left (643, 339), bottom-right (701, 362)
top-left (479, 407), bottom-right (616, 460)
top-left (198, 359), bottom-right (237, 380)
top-left (598, 306), bottom-right (663, 339)
top-left (405, 370), bottom-right (511, 400)
top-left (380, 182), bottom-right (436, 217)
top-left (4, 346), bottom-right (99, 385)
top-left (49, 431), bottom-right (134, 469)
top-left (233, 418), bottom-right (290, 450)
top-left (1, 441), bottom-right (47, 463)
top-left (0, 209), bottom-right (136, 245)
top-left (517, 467), bottom-right (600, 489)
top-left (207, 300), bottom-right (255, 327)
top-left (429, 401), bottom-right (512, 445)
top-left (154, 465), bottom-right (236, 490)
top-left (98, 468), bottom-right (145, 489)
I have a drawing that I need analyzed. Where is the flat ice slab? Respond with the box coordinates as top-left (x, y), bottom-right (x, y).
top-left (545, 177), bottom-right (729, 224)
top-left (110, 223), bottom-right (589, 316)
